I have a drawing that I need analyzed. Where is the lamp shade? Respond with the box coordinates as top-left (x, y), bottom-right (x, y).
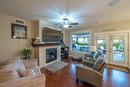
top-left (90, 46), bottom-right (97, 52)
top-left (36, 37), bottom-right (40, 40)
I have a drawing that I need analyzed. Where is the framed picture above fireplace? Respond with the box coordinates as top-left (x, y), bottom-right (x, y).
top-left (42, 27), bottom-right (63, 43)
top-left (11, 23), bottom-right (27, 39)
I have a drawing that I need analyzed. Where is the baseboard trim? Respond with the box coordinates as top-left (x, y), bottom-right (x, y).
top-left (107, 64), bottom-right (129, 72)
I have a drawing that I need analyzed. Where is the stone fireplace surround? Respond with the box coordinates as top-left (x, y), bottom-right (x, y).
top-left (38, 46), bottom-right (61, 68)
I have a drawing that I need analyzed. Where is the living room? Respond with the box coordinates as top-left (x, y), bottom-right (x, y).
top-left (0, 0), bottom-right (130, 87)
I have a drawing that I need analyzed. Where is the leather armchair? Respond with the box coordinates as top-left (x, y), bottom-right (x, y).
top-left (76, 58), bottom-right (106, 87)
top-left (82, 52), bottom-right (104, 67)
top-left (82, 53), bottom-right (95, 67)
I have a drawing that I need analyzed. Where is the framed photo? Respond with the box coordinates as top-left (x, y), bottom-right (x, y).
top-left (11, 23), bottom-right (27, 39)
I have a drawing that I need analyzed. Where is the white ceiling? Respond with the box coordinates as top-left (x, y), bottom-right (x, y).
top-left (0, 0), bottom-right (130, 28)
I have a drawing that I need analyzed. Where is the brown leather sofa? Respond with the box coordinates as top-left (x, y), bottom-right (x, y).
top-left (76, 58), bottom-right (106, 87)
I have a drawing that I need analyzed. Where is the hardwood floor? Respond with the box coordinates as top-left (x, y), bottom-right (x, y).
top-left (41, 57), bottom-right (130, 87)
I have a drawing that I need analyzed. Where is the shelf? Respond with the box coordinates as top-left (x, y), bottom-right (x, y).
top-left (32, 43), bottom-right (60, 47)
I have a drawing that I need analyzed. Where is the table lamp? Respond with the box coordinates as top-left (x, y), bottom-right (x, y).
top-left (90, 46), bottom-right (97, 56)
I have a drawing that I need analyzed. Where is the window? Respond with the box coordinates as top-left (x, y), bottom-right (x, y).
top-left (71, 32), bottom-right (91, 52)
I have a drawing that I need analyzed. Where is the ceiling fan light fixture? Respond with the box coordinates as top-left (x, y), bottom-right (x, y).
top-left (64, 20), bottom-right (69, 25)
top-left (58, 16), bottom-right (79, 28)
top-left (63, 24), bottom-right (69, 28)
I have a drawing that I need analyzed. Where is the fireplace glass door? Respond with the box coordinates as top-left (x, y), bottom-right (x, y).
top-left (46, 48), bottom-right (57, 63)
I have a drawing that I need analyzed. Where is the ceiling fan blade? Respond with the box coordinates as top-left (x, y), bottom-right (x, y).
top-left (69, 25), bottom-right (72, 28)
top-left (59, 26), bottom-right (63, 28)
top-left (70, 23), bottom-right (79, 25)
top-left (55, 22), bottom-right (63, 26)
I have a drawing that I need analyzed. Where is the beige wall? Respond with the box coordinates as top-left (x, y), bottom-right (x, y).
top-left (61, 30), bottom-right (70, 46)
top-left (0, 13), bottom-right (34, 62)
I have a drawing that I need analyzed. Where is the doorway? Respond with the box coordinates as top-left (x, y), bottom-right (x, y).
top-left (94, 32), bottom-right (128, 67)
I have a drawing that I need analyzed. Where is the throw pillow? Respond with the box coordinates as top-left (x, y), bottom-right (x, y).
top-left (93, 52), bottom-right (102, 59)
top-left (86, 57), bottom-right (95, 62)
top-left (17, 69), bottom-right (32, 77)
top-left (32, 66), bottom-right (41, 76)
top-left (15, 57), bottom-right (26, 71)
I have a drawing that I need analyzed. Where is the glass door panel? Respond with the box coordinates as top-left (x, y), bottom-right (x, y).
top-left (110, 33), bottom-right (128, 67)
top-left (112, 39), bottom-right (125, 63)
top-left (97, 39), bottom-right (107, 55)
top-left (94, 36), bottom-right (109, 63)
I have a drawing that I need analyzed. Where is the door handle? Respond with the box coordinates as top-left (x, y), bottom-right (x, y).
top-left (110, 49), bottom-right (113, 52)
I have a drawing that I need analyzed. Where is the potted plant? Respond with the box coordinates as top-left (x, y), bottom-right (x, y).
top-left (21, 48), bottom-right (32, 59)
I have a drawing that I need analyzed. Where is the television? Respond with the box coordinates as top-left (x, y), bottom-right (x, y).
top-left (42, 27), bottom-right (63, 43)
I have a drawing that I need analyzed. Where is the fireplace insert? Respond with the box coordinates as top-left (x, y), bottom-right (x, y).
top-left (46, 48), bottom-right (57, 63)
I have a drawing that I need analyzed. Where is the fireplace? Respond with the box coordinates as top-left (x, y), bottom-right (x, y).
top-left (46, 48), bottom-right (57, 63)
top-left (38, 46), bottom-right (61, 68)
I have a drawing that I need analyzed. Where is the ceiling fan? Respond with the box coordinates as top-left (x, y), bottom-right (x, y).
top-left (57, 18), bottom-right (79, 28)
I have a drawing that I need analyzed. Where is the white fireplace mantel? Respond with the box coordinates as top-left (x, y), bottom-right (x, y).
top-left (38, 46), bottom-right (61, 68)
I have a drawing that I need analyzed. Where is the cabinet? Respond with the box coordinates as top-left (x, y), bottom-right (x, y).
top-left (61, 47), bottom-right (69, 59)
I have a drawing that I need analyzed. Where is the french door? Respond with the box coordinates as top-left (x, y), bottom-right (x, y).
top-left (94, 34), bottom-right (109, 63)
top-left (94, 32), bottom-right (128, 67)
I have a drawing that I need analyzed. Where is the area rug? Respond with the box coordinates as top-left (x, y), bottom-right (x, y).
top-left (45, 61), bottom-right (68, 73)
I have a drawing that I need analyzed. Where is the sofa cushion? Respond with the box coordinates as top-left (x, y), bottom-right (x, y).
top-left (0, 61), bottom-right (9, 67)
top-left (17, 69), bottom-right (32, 77)
top-left (22, 59), bottom-right (38, 69)
top-left (0, 69), bottom-right (18, 82)
top-left (84, 53), bottom-right (92, 57)
top-left (93, 58), bottom-right (105, 72)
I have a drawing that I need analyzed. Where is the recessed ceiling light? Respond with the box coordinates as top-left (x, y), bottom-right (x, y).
top-left (108, 0), bottom-right (120, 7)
